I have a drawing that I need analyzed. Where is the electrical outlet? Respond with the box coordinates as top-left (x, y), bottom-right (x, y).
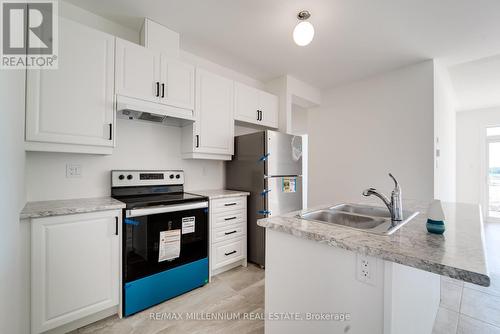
top-left (66, 164), bottom-right (82, 178)
top-left (357, 254), bottom-right (376, 286)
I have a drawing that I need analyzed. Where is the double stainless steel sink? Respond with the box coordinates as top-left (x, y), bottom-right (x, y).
top-left (299, 203), bottom-right (419, 235)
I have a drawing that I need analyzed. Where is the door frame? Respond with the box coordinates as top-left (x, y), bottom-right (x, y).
top-left (481, 125), bottom-right (500, 223)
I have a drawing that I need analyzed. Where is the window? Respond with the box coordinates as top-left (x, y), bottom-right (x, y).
top-left (486, 126), bottom-right (500, 221)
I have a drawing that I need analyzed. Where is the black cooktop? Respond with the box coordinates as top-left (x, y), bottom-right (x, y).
top-left (114, 192), bottom-right (207, 210)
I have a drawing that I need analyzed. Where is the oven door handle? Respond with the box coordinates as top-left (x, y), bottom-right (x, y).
top-left (126, 201), bottom-right (208, 218)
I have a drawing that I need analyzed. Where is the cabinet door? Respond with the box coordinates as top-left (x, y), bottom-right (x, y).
top-left (260, 91), bottom-right (279, 128)
top-left (159, 56), bottom-right (195, 110)
top-left (234, 82), bottom-right (260, 124)
top-left (115, 38), bottom-right (160, 103)
top-left (26, 18), bottom-right (115, 147)
top-left (31, 211), bottom-right (120, 334)
top-left (195, 69), bottom-right (234, 155)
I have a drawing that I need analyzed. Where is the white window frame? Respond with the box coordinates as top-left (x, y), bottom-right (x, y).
top-left (481, 125), bottom-right (500, 223)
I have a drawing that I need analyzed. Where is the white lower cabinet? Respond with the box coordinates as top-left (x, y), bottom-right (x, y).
top-left (31, 210), bottom-right (121, 334)
top-left (209, 196), bottom-right (248, 277)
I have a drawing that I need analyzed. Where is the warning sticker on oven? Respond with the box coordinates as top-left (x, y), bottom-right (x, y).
top-left (182, 217), bottom-right (196, 234)
top-left (158, 229), bottom-right (181, 262)
top-left (282, 177), bottom-right (297, 193)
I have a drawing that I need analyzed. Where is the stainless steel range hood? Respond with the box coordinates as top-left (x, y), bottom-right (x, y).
top-left (116, 95), bottom-right (195, 127)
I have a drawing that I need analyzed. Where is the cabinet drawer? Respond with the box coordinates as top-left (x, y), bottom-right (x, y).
top-left (213, 210), bottom-right (246, 229)
top-left (212, 197), bottom-right (246, 212)
top-left (212, 223), bottom-right (245, 243)
top-left (212, 238), bottom-right (244, 269)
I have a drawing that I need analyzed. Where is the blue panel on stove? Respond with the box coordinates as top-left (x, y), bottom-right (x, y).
top-left (123, 258), bottom-right (209, 316)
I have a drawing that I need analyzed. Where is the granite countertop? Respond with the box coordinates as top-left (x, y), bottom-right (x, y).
top-left (20, 197), bottom-right (126, 220)
top-left (258, 200), bottom-right (490, 287)
top-left (190, 189), bottom-right (250, 199)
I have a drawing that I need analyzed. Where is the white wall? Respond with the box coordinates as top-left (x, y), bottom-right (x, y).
top-left (60, 1), bottom-right (138, 43)
top-left (26, 120), bottom-right (225, 200)
top-left (291, 104), bottom-right (308, 135)
top-left (26, 2), bottom-right (269, 201)
top-left (266, 75), bottom-right (321, 134)
top-left (433, 61), bottom-right (457, 202)
top-left (0, 70), bottom-right (29, 333)
top-left (61, 0), bottom-right (264, 88)
top-left (449, 55), bottom-right (500, 112)
top-left (181, 50), bottom-right (263, 89)
top-left (308, 61), bottom-right (435, 206)
top-left (456, 107), bottom-right (500, 205)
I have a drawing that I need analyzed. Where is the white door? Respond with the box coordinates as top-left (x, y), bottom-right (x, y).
top-left (234, 82), bottom-right (260, 124)
top-left (485, 127), bottom-right (500, 222)
top-left (194, 69), bottom-right (234, 155)
top-left (260, 91), bottom-right (279, 128)
top-left (115, 38), bottom-right (160, 103)
top-left (31, 211), bottom-right (120, 334)
top-left (159, 56), bottom-right (195, 110)
top-left (26, 18), bottom-right (115, 147)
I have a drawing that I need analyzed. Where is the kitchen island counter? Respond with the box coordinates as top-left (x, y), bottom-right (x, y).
top-left (258, 200), bottom-right (489, 286)
top-left (259, 200), bottom-right (490, 334)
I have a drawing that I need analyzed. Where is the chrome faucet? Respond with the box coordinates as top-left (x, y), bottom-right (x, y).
top-left (362, 173), bottom-right (403, 221)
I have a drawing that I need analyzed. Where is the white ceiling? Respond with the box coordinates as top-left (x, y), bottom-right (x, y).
top-left (64, 0), bottom-right (500, 89)
top-left (449, 55), bottom-right (500, 112)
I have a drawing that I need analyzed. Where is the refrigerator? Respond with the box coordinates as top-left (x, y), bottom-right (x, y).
top-left (225, 130), bottom-right (303, 267)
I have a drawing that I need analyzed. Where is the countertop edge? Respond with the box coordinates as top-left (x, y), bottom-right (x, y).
top-left (20, 197), bottom-right (126, 220)
top-left (258, 219), bottom-right (491, 287)
top-left (189, 189), bottom-right (250, 200)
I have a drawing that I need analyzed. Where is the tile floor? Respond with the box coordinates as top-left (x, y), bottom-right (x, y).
top-left (74, 222), bottom-right (499, 334)
top-left (72, 264), bottom-right (265, 334)
top-left (433, 222), bottom-right (500, 334)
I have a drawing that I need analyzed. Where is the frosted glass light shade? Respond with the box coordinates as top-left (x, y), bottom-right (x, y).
top-left (293, 21), bottom-right (314, 46)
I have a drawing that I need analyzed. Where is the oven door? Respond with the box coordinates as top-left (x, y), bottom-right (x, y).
top-left (123, 201), bottom-right (208, 283)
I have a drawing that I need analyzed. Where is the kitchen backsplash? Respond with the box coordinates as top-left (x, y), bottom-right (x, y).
top-left (25, 118), bottom-right (224, 201)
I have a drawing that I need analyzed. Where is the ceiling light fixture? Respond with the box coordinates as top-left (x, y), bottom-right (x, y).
top-left (293, 10), bottom-right (314, 46)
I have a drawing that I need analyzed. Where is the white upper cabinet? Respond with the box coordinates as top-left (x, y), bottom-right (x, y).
top-left (260, 91), bottom-right (279, 128)
top-left (182, 68), bottom-right (234, 160)
top-left (195, 69), bottom-right (234, 155)
top-left (115, 38), bottom-right (194, 111)
top-left (140, 18), bottom-right (179, 57)
top-left (160, 56), bottom-right (195, 110)
top-left (234, 82), bottom-right (279, 128)
top-left (25, 18), bottom-right (115, 154)
top-left (115, 38), bottom-right (160, 103)
top-left (234, 82), bottom-right (261, 124)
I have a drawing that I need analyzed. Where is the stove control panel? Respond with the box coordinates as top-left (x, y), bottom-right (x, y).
top-left (111, 170), bottom-right (184, 187)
